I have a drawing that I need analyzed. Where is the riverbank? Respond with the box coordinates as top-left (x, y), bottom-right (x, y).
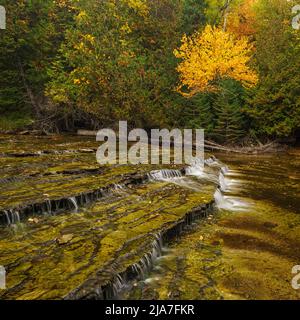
top-left (0, 130), bottom-right (294, 156)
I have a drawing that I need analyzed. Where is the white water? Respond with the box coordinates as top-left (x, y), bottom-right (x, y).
top-left (148, 169), bottom-right (183, 181)
top-left (69, 197), bottom-right (78, 212)
top-left (219, 172), bottom-right (229, 192)
top-left (186, 158), bottom-right (204, 176)
top-left (132, 233), bottom-right (163, 280)
top-left (147, 158), bottom-right (251, 212)
top-left (46, 200), bottom-right (52, 214)
top-left (112, 274), bottom-right (126, 297)
top-left (4, 210), bottom-right (20, 225)
top-left (148, 159), bottom-right (228, 192)
top-left (114, 184), bottom-right (124, 190)
top-left (214, 165), bottom-right (252, 211)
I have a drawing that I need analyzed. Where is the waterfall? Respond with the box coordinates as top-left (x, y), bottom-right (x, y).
top-left (214, 165), bottom-right (251, 211)
top-left (214, 162), bottom-right (231, 209)
top-left (69, 197), bottom-right (78, 212)
top-left (4, 210), bottom-right (11, 225)
top-left (186, 158), bottom-right (204, 177)
top-left (214, 188), bottom-right (227, 209)
top-left (219, 172), bottom-right (228, 192)
top-left (148, 167), bottom-right (205, 192)
top-left (3, 210), bottom-right (20, 225)
top-left (204, 156), bottom-right (219, 166)
top-left (131, 233), bottom-right (163, 280)
top-left (113, 184), bottom-right (124, 191)
top-left (46, 200), bottom-right (52, 214)
top-left (12, 211), bottom-right (20, 224)
top-left (148, 169), bottom-right (182, 181)
top-left (221, 166), bottom-right (229, 175)
top-left (112, 274), bottom-right (125, 297)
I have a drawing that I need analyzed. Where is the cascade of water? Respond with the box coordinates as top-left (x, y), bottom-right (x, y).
top-left (46, 200), bottom-right (52, 214)
top-left (69, 197), bottom-right (78, 212)
top-left (132, 262), bottom-right (145, 279)
top-left (204, 156), bottom-right (219, 166)
top-left (112, 274), bottom-right (125, 297)
top-left (13, 211), bottom-right (20, 224)
top-left (148, 169), bottom-right (182, 181)
top-left (131, 233), bottom-right (163, 281)
top-left (4, 210), bottom-right (11, 225)
top-left (186, 159), bottom-right (204, 177)
top-left (214, 165), bottom-right (251, 211)
top-left (214, 188), bottom-right (226, 208)
top-left (114, 184), bottom-right (123, 190)
top-left (221, 166), bottom-right (229, 175)
top-left (4, 210), bottom-right (21, 225)
top-left (151, 233), bottom-right (163, 262)
top-left (219, 172), bottom-right (228, 192)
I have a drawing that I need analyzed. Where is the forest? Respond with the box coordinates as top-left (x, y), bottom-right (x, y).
top-left (1, 0), bottom-right (300, 302)
top-left (0, 0), bottom-right (300, 145)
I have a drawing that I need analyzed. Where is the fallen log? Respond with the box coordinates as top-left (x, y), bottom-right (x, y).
top-left (77, 130), bottom-right (98, 136)
top-left (203, 140), bottom-right (281, 154)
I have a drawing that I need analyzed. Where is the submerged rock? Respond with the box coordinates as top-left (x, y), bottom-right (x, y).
top-left (56, 234), bottom-right (74, 245)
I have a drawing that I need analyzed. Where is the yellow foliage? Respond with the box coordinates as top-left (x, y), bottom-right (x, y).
top-left (122, 0), bottom-right (148, 16)
top-left (84, 34), bottom-right (95, 44)
top-left (76, 10), bottom-right (87, 21)
top-left (174, 25), bottom-right (258, 96)
top-left (120, 22), bottom-right (132, 34)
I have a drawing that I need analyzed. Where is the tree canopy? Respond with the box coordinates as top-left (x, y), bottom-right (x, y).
top-left (0, 0), bottom-right (299, 143)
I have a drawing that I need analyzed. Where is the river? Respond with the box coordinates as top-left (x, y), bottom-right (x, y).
top-left (0, 135), bottom-right (299, 300)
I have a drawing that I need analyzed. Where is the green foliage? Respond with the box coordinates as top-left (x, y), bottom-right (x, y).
top-left (181, 0), bottom-right (207, 35)
top-left (0, 0), bottom-right (299, 142)
top-left (46, 0), bottom-right (186, 129)
top-left (0, 0), bottom-right (74, 127)
top-left (0, 111), bottom-right (33, 131)
top-left (179, 79), bottom-right (248, 143)
top-left (245, 0), bottom-right (300, 138)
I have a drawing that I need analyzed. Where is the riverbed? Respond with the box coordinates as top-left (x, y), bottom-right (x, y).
top-left (125, 151), bottom-right (300, 300)
top-left (0, 135), bottom-right (299, 300)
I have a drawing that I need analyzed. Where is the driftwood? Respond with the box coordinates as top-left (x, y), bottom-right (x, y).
top-left (204, 140), bottom-right (280, 154)
top-left (77, 130), bottom-right (98, 136)
top-left (76, 129), bottom-right (281, 154)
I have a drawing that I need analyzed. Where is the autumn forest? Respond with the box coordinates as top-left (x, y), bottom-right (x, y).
top-left (1, 0), bottom-right (300, 303)
top-left (0, 0), bottom-right (299, 145)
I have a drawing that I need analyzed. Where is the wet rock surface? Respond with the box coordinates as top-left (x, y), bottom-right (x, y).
top-left (1, 135), bottom-right (299, 300)
top-left (0, 134), bottom-right (217, 300)
top-left (125, 152), bottom-right (300, 300)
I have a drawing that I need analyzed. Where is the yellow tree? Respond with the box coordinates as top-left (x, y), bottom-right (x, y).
top-left (174, 25), bottom-right (258, 96)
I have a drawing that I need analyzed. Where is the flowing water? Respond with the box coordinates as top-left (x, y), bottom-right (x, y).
top-left (125, 151), bottom-right (300, 300)
top-left (0, 134), bottom-right (299, 300)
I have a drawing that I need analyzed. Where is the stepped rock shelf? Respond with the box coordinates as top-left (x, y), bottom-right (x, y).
top-left (0, 134), bottom-right (218, 300)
